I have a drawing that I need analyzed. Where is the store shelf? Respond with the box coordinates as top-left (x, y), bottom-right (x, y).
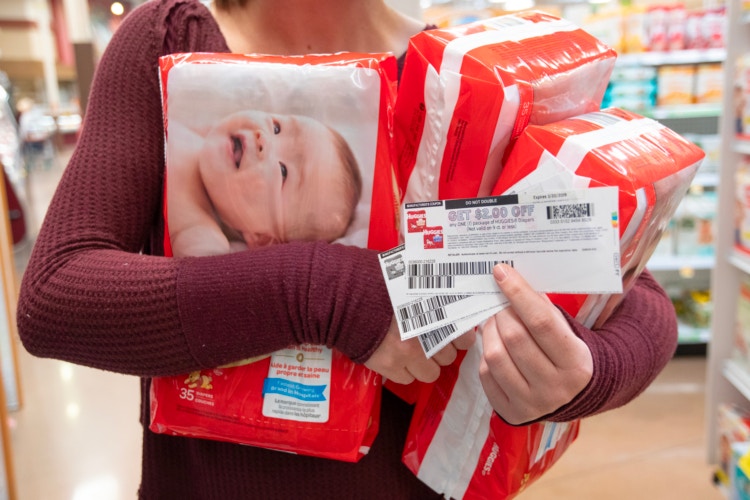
top-left (678, 321), bottom-right (712, 344)
top-left (705, 0), bottom-right (750, 472)
top-left (730, 248), bottom-right (750, 274)
top-left (616, 48), bottom-right (727, 67)
top-left (644, 103), bottom-right (722, 120)
top-left (724, 359), bottom-right (750, 401)
top-left (734, 137), bottom-right (750, 155)
top-left (693, 172), bottom-right (720, 188)
top-left (648, 254), bottom-right (715, 272)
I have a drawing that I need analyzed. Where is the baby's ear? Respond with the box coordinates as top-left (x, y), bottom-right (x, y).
top-left (248, 232), bottom-right (279, 247)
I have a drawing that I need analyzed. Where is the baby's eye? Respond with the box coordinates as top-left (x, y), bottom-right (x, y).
top-left (279, 162), bottom-right (287, 181)
top-left (273, 121), bottom-right (281, 135)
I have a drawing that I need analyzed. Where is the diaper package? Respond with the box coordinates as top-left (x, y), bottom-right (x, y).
top-left (393, 11), bottom-right (617, 204)
top-left (492, 107), bottom-right (705, 327)
top-left (401, 108), bottom-right (705, 497)
top-left (403, 346), bottom-right (579, 500)
top-left (149, 52), bottom-right (399, 462)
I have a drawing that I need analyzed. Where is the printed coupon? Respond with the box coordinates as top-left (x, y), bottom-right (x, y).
top-left (378, 245), bottom-right (507, 350)
top-left (262, 344), bottom-right (331, 423)
top-left (402, 187), bottom-right (622, 296)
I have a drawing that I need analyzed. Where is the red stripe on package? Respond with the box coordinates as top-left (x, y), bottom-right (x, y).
top-left (393, 11), bottom-right (616, 205)
top-left (151, 52), bottom-right (399, 462)
top-left (402, 108), bottom-right (704, 497)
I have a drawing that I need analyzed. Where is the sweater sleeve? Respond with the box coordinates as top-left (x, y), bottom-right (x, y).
top-left (16, 0), bottom-right (393, 377)
top-left (542, 269), bottom-right (679, 421)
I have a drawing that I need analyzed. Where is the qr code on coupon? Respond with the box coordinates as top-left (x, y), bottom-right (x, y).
top-left (546, 203), bottom-right (592, 219)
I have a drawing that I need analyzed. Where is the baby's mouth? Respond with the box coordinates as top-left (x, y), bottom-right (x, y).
top-left (231, 135), bottom-right (244, 168)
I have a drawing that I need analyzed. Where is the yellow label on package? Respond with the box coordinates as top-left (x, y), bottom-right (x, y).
top-left (402, 186), bottom-right (622, 296)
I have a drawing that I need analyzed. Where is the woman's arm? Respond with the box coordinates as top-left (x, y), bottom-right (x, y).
top-left (547, 269), bottom-right (678, 421)
top-left (17, 0), bottom-right (394, 377)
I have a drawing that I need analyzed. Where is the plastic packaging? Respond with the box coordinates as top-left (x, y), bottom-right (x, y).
top-left (402, 108), bottom-right (704, 498)
top-left (150, 51), bottom-right (399, 462)
top-left (393, 11), bottom-right (616, 204)
top-left (493, 107), bottom-right (705, 327)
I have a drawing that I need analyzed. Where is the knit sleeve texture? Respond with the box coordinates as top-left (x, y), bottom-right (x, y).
top-left (16, 0), bottom-right (393, 377)
top-left (541, 269), bottom-right (679, 422)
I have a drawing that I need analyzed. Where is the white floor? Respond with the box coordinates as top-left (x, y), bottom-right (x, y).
top-left (2, 143), bottom-right (725, 499)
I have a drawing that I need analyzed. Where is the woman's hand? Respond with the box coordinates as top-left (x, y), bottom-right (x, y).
top-left (479, 264), bottom-right (593, 425)
top-left (365, 318), bottom-right (476, 385)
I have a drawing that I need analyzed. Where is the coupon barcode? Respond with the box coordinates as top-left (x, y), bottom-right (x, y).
top-left (546, 203), bottom-right (593, 219)
top-left (397, 294), bottom-right (469, 333)
top-left (418, 323), bottom-right (458, 352)
top-left (407, 275), bottom-right (455, 289)
top-left (408, 260), bottom-right (512, 277)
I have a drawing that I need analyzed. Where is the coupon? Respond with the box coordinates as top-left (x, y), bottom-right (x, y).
top-left (402, 186), bottom-right (622, 295)
top-left (378, 245), bottom-right (508, 348)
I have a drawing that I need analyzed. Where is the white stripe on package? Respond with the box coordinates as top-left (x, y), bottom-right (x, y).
top-left (555, 117), bottom-right (657, 172)
top-left (416, 340), bottom-right (493, 500)
top-left (477, 83), bottom-right (519, 196)
top-left (404, 64), bottom-right (444, 204)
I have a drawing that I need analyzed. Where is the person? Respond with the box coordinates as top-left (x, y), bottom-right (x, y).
top-left (16, 97), bottom-right (56, 172)
top-left (15, 0), bottom-right (678, 498)
top-left (166, 109), bottom-right (362, 257)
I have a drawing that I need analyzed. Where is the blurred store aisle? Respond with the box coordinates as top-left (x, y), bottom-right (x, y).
top-left (6, 144), bottom-right (723, 499)
top-left (10, 144), bottom-right (141, 500)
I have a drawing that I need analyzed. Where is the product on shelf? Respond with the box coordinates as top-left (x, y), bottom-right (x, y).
top-left (734, 277), bottom-right (750, 370)
top-left (736, 158), bottom-right (750, 253)
top-left (615, 3), bottom-right (726, 53)
top-left (674, 189), bottom-right (716, 257)
top-left (716, 404), bottom-right (750, 488)
top-left (683, 133), bottom-right (721, 173)
top-left (694, 63), bottom-right (724, 104)
top-left (733, 442), bottom-right (750, 500)
top-left (666, 4), bottom-right (688, 51)
top-left (657, 65), bottom-right (696, 106)
top-left (653, 218), bottom-right (676, 256)
top-left (583, 8), bottom-right (625, 54)
top-left (735, 55), bottom-right (750, 138)
top-left (604, 65), bottom-right (657, 111)
top-left (623, 4), bottom-right (649, 53)
top-left (672, 288), bottom-right (712, 328)
top-left (646, 4), bottom-right (671, 52)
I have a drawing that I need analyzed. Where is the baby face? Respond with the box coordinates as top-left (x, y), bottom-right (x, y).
top-left (198, 110), bottom-right (354, 246)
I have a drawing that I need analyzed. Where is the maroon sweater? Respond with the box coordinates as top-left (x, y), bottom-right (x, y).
top-left (17, 1), bottom-right (678, 498)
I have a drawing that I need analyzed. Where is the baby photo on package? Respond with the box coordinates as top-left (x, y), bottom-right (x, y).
top-left (149, 52), bottom-right (399, 463)
top-left (160, 52), bottom-right (400, 255)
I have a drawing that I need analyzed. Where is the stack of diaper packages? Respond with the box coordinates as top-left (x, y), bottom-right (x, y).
top-left (391, 12), bottom-right (704, 499)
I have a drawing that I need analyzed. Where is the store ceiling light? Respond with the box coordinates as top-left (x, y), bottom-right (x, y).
top-left (111, 1), bottom-right (125, 16)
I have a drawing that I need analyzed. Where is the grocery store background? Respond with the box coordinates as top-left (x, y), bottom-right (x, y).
top-left (0, 0), bottom-right (736, 499)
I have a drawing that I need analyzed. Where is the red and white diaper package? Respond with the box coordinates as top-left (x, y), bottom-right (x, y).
top-left (492, 107), bottom-right (705, 327)
top-left (403, 346), bottom-right (580, 499)
top-left (393, 11), bottom-right (617, 204)
top-left (149, 52), bottom-right (399, 462)
top-left (401, 107), bottom-right (705, 498)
